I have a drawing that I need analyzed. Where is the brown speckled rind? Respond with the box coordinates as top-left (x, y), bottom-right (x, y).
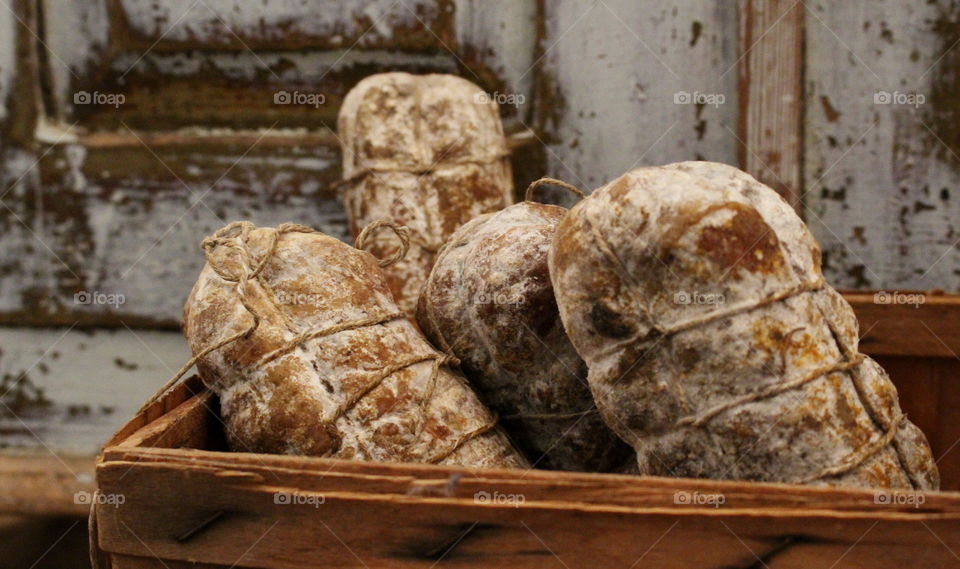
top-left (549, 161), bottom-right (939, 489)
top-left (417, 202), bottom-right (632, 471)
top-left (182, 222), bottom-right (528, 469)
top-left (337, 72), bottom-right (514, 317)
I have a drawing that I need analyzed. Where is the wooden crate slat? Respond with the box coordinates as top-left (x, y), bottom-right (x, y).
top-left (97, 382), bottom-right (960, 514)
top-left (0, 453), bottom-right (95, 516)
top-left (92, 463), bottom-right (960, 569)
top-left (846, 293), bottom-right (960, 357)
top-left (109, 556), bottom-right (228, 569)
top-left (97, 450), bottom-right (960, 515)
top-left (91, 310), bottom-right (960, 568)
top-left (935, 360), bottom-right (960, 492)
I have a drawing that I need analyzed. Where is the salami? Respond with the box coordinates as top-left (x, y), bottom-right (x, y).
top-left (337, 72), bottom-right (514, 317)
top-left (418, 179), bottom-right (631, 471)
top-left (182, 221), bottom-right (527, 468)
top-left (549, 161), bottom-right (939, 489)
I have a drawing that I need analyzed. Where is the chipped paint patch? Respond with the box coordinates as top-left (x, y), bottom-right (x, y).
top-left (805, 0), bottom-right (960, 292)
top-left (541, 0), bottom-right (739, 190)
top-left (0, 327), bottom-right (189, 454)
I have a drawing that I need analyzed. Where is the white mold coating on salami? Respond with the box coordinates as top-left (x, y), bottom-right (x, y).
top-left (417, 201), bottom-right (632, 471)
top-left (183, 222), bottom-right (528, 469)
top-left (549, 161), bottom-right (939, 489)
top-left (338, 72), bottom-right (514, 317)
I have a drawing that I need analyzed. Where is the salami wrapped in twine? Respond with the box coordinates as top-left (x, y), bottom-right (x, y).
top-left (337, 72), bottom-right (514, 317)
top-left (418, 178), bottom-right (632, 471)
top-left (178, 220), bottom-right (527, 468)
top-left (549, 161), bottom-right (939, 489)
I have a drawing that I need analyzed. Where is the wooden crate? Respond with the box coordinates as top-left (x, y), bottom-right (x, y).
top-left (92, 294), bottom-right (960, 569)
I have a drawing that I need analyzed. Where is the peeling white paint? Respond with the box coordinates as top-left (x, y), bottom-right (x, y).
top-left (43, 0), bottom-right (110, 123)
top-left (0, 327), bottom-right (189, 454)
top-left (0, 149), bottom-right (44, 312)
top-left (33, 117), bottom-right (79, 145)
top-left (73, 146), bottom-right (347, 322)
top-left (117, 0), bottom-right (436, 45)
top-left (63, 144), bottom-right (87, 192)
top-left (454, 0), bottom-right (537, 119)
top-left (805, 0), bottom-right (960, 291)
top-left (109, 49), bottom-right (458, 83)
top-left (542, 0), bottom-right (739, 190)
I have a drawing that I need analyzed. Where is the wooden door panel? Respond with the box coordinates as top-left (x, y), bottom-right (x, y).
top-left (0, 0), bottom-right (538, 326)
top-left (804, 1), bottom-right (960, 292)
top-left (110, 0), bottom-right (455, 52)
top-left (5, 140), bottom-right (342, 326)
top-left (45, 0), bottom-right (534, 130)
top-left (537, 0), bottom-right (741, 192)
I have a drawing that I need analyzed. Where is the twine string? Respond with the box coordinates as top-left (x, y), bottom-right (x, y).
top-left (797, 412), bottom-right (906, 484)
top-left (331, 151), bottom-right (512, 193)
top-left (426, 412), bottom-right (500, 464)
top-left (524, 177), bottom-right (586, 202)
top-left (580, 195), bottom-right (911, 486)
top-left (354, 219), bottom-right (411, 268)
top-left (675, 356), bottom-right (866, 429)
top-left (135, 221), bottom-right (493, 463)
top-left (501, 408), bottom-right (599, 422)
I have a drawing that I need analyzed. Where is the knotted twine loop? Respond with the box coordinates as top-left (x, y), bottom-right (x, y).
top-left (354, 219), bottom-right (411, 268)
top-left (524, 177), bottom-right (586, 202)
top-left (134, 222), bottom-right (321, 416)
